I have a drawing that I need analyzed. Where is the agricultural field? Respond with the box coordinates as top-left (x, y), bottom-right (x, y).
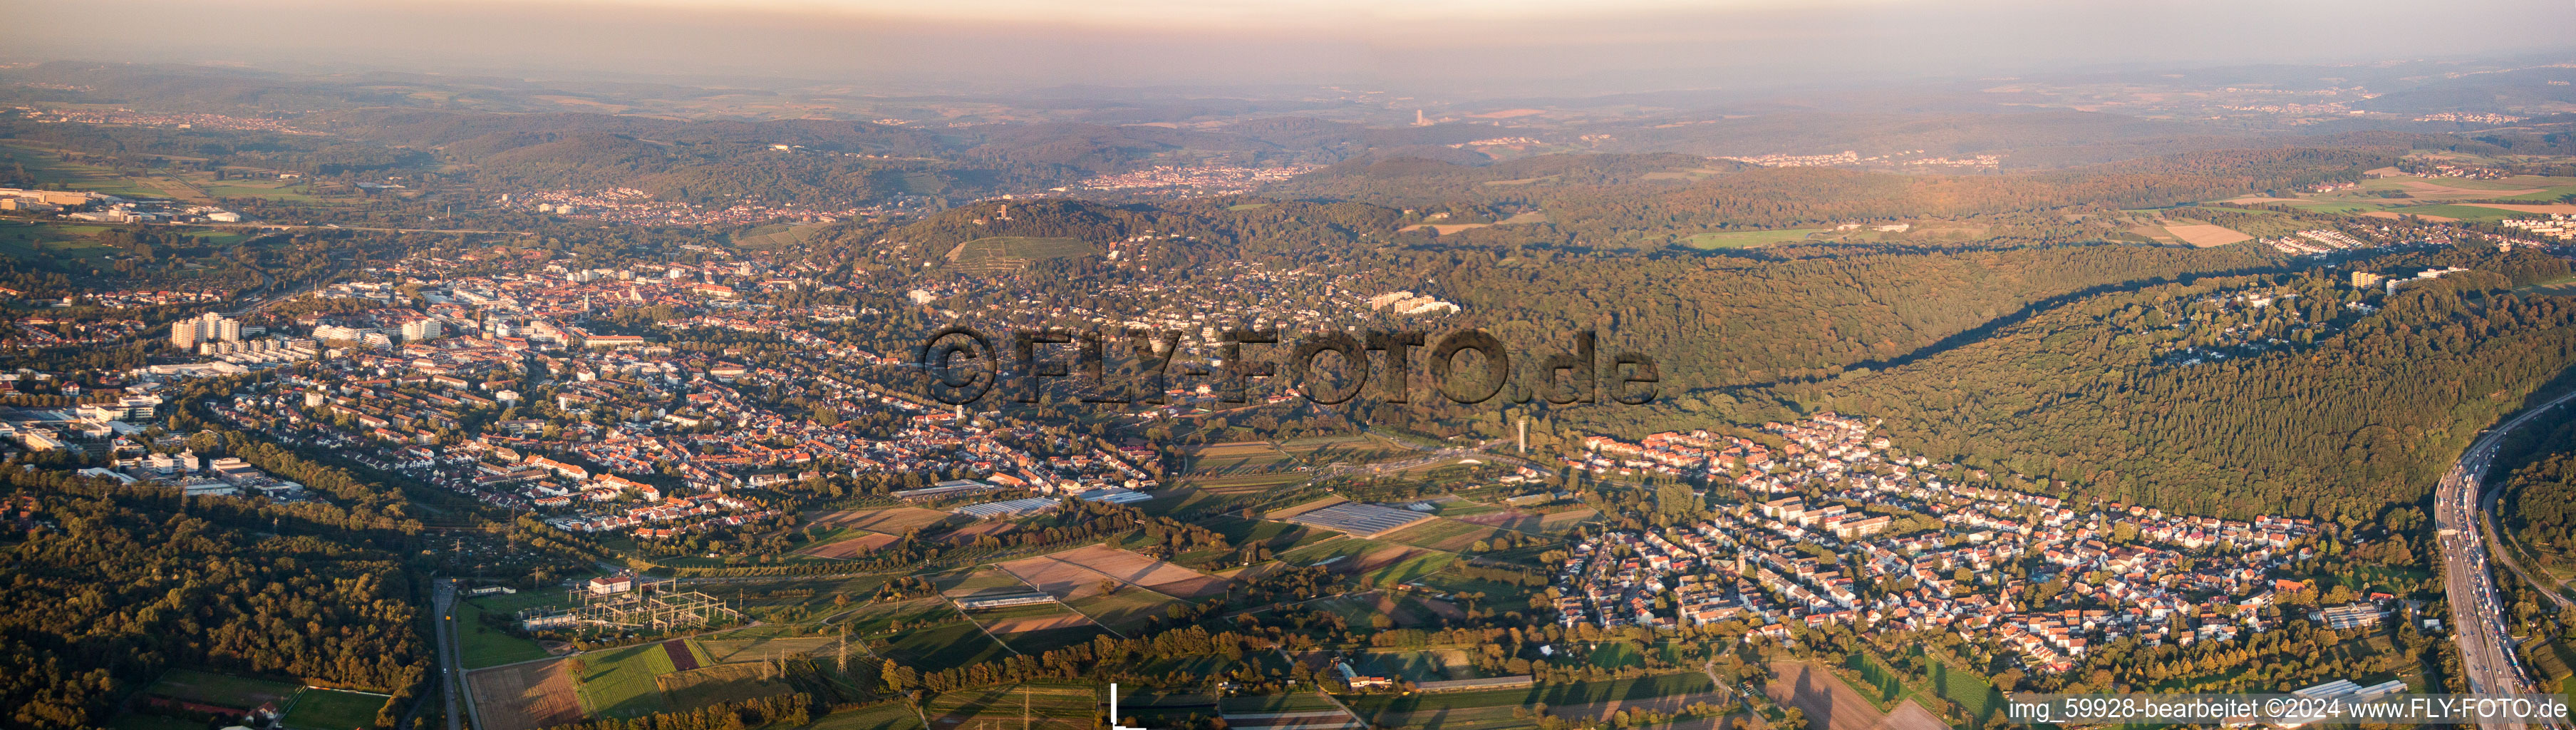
top-left (0, 143), bottom-right (202, 199)
top-left (793, 530), bottom-right (901, 560)
top-left (141, 669), bottom-right (304, 709)
top-left (964, 600), bottom-right (1095, 633)
top-left (1360, 549), bottom-right (1458, 587)
top-left (874, 620), bottom-right (1013, 672)
top-left (1115, 691), bottom-right (1223, 726)
top-left (1680, 228), bottom-right (1826, 249)
top-left (924, 684), bottom-right (1099, 730)
top-left (1768, 661), bottom-right (1910, 730)
top-left (281, 689), bottom-right (388, 730)
top-left (1279, 433), bottom-right (1412, 465)
top-left (705, 573), bottom-right (896, 618)
top-left (103, 714), bottom-right (204, 730)
top-left (809, 702), bottom-right (929, 730)
top-left (1343, 673), bottom-right (1721, 730)
top-left (1183, 471), bottom-right (1311, 493)
top-left (997, 544), bottom-right (1228, 600)
top-left (573, 643), bottom-right (677, 718)
top-left (946, 236), bottom-right (1098, 270)
top-left (1218, 693), bottom-right (1348, 714)
top-left (655, 663), bottom-right (796, 711)
top-left (1276, 535), bottom-right (1385, 567)
top-left (936, 565), bottom-right (1040, 598)
top-left (837, 597), bottom-right (963, 636)
top-left (807, 506), bottom-right (956, 535)
top-left (455, 597), bottom-right (552, 669)
top-left (198, 178), bottom-right (329, 202)
top-left (2160, 224), bottom-right (2251, 247)
top-left (733, 222), bottom-right (827, 250)
top-left (1182, 441), bottom-right (1300, 475)
top-left (1065, 588), bottom-right (1184, 634)
top-left (1380, 518), bottom-right (1506, 552)
top-left (696, 634), bottom-right (838, 664)
top-left (1358, 649), bottom-right (1477, 682)
top-left (469, 658), bottom-right (584, 730)
top-left (0, 221), bottom-right (121, 267)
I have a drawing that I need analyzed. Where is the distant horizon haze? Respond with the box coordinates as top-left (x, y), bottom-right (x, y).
top-left (3, 0), bottom-right (2573, 95)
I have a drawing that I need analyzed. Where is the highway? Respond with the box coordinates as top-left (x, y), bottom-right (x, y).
top-left (2434, 389), bottom-right (2576, 729)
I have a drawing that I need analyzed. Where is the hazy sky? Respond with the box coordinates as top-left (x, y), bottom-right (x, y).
top-left (6, 0), bottom-right (2574, 93)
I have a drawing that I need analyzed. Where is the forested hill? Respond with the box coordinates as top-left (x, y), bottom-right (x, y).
top-left (1712, 248), bottom-right (2576, 521)
top-left (1271, 148), bottom-right (2392, 245)
top-left (1260, 153), bottom-right (1752, 206)
top-left (0, 474), bottom-right (428, 729)
top-left (1439, 242), bottom-right (2283, 393)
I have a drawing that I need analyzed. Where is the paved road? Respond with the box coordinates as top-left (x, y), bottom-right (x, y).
top-left (431, 579), bottom-right (479, 730)
top-left (2434, 390), bottom-right (2576, 729)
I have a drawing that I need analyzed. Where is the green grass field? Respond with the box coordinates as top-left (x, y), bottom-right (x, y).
top-left (1277, 535), bottom-right (1385, 566)
top-left (875, 620), bottom-right (1014, 672)
top-left (924, 685), bottom-right (1099, 730)
top-left (1065, 590), bottom-right (1182, 634)
top-left (1379, 518), bottom-right (1500, 552)
top-left (1181, 472), bottom-right (1310, 493)
top-left (658, 663), bottom-right (796, 711)
top-left (281, 689), bottom-right (388, 730)
top-left (455, 599), bottom-right (551, 669)
top-left (1219, 693), bottom-right (1346, 714)
top-left (933, 566), bottom-right (1035, 597)
top-left (808, 701), bottom-right (929, 730)
top-left (200, 180), bottom-right (326, 202)
top-left (574, 643), bottom-right (677, 718)
top-left (1682, 228), bottom-right (1826, 249)
top-left (142, 669), bottom-right (306, 708)
top-left (1281, 433), bottom-right (1412, 464)
top-left (1362, 649), bottom-right (1475, 682)
top-left (1363, 552), bottom-right (1459, 587)
top-left (1581, 642), bottom-right (1645, 670)
top-left (1228, 202), bottom-right (1273, 211)
top-left (836, 598), bottom-right (962, 635)
top-left (0, 144), bottom-right (192, 198)
top-left (2379, 204), bottom-right (2523, 221)
top-left (1185, 442), bottom-right (1299, 475)
top-left (733, 222), bottom-right (826, 250)
top-left (103, 714), bottom-right (205, 730)
top-left (995, 624), bottom-right (1112, 654)
top-left (0, 222), bottom-right (120, 267)
top-left (1343, 673), bottom-right (1716, 719)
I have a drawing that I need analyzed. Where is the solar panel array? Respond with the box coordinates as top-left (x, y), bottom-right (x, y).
top-left (1286, 502), bottom-right (1436, 537)
top-left (956, 497), bottom-right (1059, 519)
